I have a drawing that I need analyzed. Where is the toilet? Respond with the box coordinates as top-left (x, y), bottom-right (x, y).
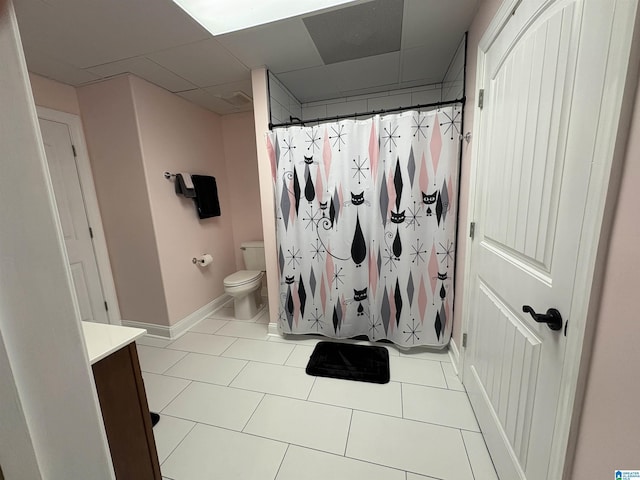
top-left (223, 241), bottom-right (265, 320)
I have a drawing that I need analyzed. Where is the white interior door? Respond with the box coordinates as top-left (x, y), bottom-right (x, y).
top-left (38, 118), bottom-right (109, 324)
top-left (463, 0), bottom-right (637, 478)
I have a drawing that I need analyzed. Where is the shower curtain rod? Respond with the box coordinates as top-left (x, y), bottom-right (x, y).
top-left (268, 96), bottom-right (466, 129)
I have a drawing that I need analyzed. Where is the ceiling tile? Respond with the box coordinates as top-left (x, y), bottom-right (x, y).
top-left (401, 0), bottom-right (477, 49)
top-left (177, 89), bottom-right (244, 115)
top-left (87, 57), bottom-right (196, 92)
top-left (303, 0), bottom-right (403, 64)
top-left (203, 80), bottom-right (253, 98)
top-left (14, 0), bottom-right (211, 68)
top-left (22, 45), bottom-right (100, 85)
top-left (217, 19), bottom-right (323, 73)
top-left (148, 39), bottom-right (250, 88)
top-left (331, 52), bottom-right (400, 93)
top-left (401, 45), bottom-right (451, 84)
top-left (276, 66), bottom-right (342, 103)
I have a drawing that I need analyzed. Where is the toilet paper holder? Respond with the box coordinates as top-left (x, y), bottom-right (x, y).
top-left (192, 254), bottom-right (213, 266)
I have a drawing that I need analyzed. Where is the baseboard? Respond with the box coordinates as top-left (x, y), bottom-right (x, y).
top-left (122, 294), bottom-right (231, 340)
top-left (267, 322), bottom-right (279, 336)
top-left (449, 337), bottom-right (460, 375)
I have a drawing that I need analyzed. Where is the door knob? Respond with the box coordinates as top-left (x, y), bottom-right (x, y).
top-left (522, 305), bottom-right (563, 331)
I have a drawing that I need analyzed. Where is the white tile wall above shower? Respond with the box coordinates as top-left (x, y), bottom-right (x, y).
top-left (367, 92), bottom-right (412, 111)
top-left (300, 82), bottom-right (444, 123)
top-left (161, 423), bottom-right (287, 480)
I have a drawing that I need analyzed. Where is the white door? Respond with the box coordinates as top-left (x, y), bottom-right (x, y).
top-left (38, 118), bottom-right (109, 324)
top-left (463, 0), bottom-right (637, 479)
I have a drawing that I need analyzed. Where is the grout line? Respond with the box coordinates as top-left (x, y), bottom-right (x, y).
top-left (282, 344), bottom-right (297, 366)
top-left (241, 393), bottom-right (267, 432)
top-left (273, 444), bottom-right (290, 480)
top-left (158, 419), bottom-right (197, 468)
top-left (226, 359), bottom-right (251, 386)
top-left (400, 383), bottom-right (404, 418)
top-left (306, 376), bottom-right (317, 401)
top-left (460, 429), bottom-right (477, 480)
top-left (343, 409), bottom-right (354, 456)
top-left (217, 336), bottom-right (240, 356)
top-left (156, 378), bottom-right (192, 414)
top-left (440, 361), bottom-right (451, 390)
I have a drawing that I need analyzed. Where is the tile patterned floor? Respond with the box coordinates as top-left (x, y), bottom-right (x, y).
top-left (137, 299), bottom-right (498, 480)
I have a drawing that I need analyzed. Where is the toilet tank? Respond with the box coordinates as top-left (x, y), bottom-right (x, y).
top-left (241, 241), bottom-right (265, 271)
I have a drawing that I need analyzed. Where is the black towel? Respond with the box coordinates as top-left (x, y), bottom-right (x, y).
top-left (191, 175), bottom-right (221, 219)
top-left (175, 173), bottom-right (196, 198)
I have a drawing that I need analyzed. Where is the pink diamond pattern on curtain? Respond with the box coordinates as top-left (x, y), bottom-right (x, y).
top-left (269, 107), bottom-right (460, 347)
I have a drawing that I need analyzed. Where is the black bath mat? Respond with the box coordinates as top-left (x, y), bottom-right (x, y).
top-left (306, 341), bottom-right (390, 384)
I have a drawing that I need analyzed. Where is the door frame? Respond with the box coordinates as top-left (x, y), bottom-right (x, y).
top-left (458, 0), bottom-right (640, 477)
top-left (37, 106), bottom-right (122, 325)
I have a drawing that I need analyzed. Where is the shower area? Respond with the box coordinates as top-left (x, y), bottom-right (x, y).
top-left (264, 35), bottom-right (467, 349)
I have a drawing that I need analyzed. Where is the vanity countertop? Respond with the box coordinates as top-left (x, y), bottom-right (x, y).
top-left (82, 321), bottom-right (146, 364)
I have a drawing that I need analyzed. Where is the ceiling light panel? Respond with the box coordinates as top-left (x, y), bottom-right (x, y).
top-left (172, 0), bottom-right (360, 35)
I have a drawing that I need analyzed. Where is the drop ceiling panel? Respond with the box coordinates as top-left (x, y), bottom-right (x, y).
top-left (87, 57), bottom-right (197, 92)
top-left (217, 19), bottom-right (324, 73)
top-left (22, 46), bottom-right (100, 85)
top-left (177, 89), bottom-right (248, 115)
top-left (400, 45), bottom-right (452, 84)
top-left (148, 39), bottom-right (250, 88)
top-left (14, 0), bottom-right (211, 68)
top-left (203, 80), bottom-right (253, 99)
top-left (277, 67), bottom-right (343, 103)
top-left (401, 0), bottom-right (477, 49)
top-left (303, 0), bottom-right (403, 64)
top-left (331, 51), bottom-right (400, 93)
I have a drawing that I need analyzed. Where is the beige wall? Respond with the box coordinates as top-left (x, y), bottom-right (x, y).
top-left (570, 76), bottom-right (640, 478)
top-left (453, 0), bottom-right (503, 346)
top-left (77, 76), bottom-right (170, 326)
top-left (28, 73), bottom-right (81, 115)
top-left (221, 112), bottom-right (264, 269)
top-left (129, 75), bottom-right (236, 324)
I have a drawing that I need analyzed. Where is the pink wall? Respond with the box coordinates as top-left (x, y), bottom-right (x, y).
top-left (453, 0), bottom-right (503, 346)
top-left (28, 73), bottom-right (81, 115)
top-left (77, 76), bottom-right (170, 326)
top-left (129, 75), bottom-right (236, 324)
top-left (221, 112), bottom-right (264, 269)
top-left (570, 76), bottom-right (640, 478)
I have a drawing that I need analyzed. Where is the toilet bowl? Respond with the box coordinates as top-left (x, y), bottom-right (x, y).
top-left (224, 270), bottom-right (264, 319)
top-left (224, 241), bottom-right (266, 320)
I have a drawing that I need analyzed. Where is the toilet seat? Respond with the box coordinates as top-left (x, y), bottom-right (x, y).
top-left (224, 270), bottom-right (262, 287)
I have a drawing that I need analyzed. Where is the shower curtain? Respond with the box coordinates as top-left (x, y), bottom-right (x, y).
top-left (267, 107), bottom-right (460, 347)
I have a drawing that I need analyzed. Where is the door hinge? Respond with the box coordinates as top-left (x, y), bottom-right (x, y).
top-left (104, 301), bottom-right (109, 312)
top-left (478, 89), bottom-right (484, 109)
top-left (71, 144), bottom-right (77, 157)
top-left (462, 333), bottom-right (468, 348)
top-left (89, 227), bottom-right (94, 238)
top-left (469, 222), bottom-right (476, 239)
